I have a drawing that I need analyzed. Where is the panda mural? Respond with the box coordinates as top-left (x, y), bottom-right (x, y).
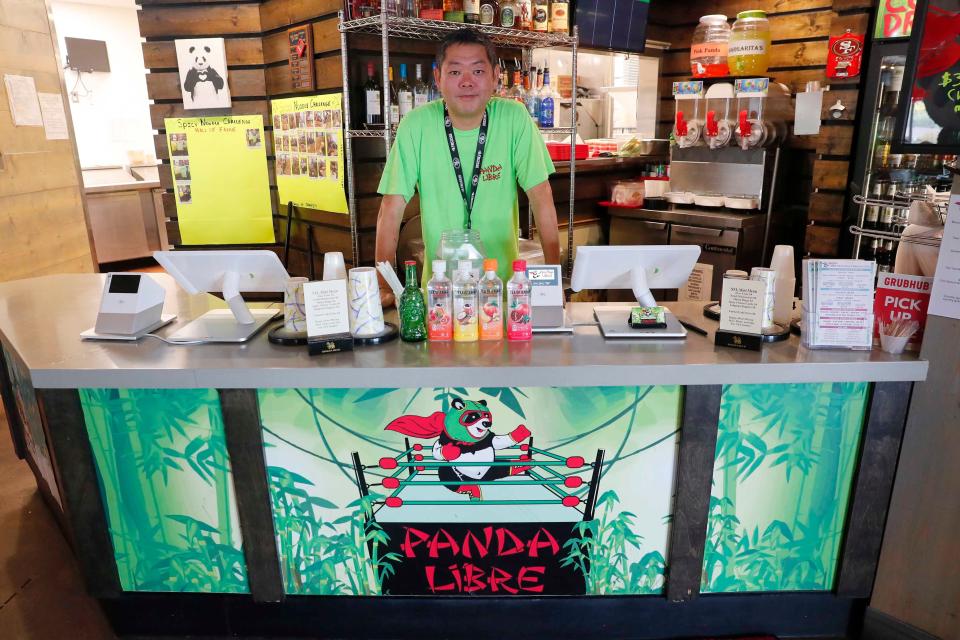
top-left (175, 38), bottom-right (232, 110)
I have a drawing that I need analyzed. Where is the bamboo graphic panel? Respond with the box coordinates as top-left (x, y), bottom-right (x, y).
top-left (701, 382), bottom-right (870, 593)
top-left (80, 389), bottom-right (249, 593)
top-left (258, 386), bottom-right (682, 596)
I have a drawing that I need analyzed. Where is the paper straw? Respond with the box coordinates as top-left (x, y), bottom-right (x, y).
top-left (348, 267), bottom-right (385, 336)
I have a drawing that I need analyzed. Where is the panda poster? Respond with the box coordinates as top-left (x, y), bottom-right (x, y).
top-left (165, 116), bottom-right (274, 245)
top-left (175, 38), bottom-right (231, 110)
top-left (270, 94), bottom-right (347, 214)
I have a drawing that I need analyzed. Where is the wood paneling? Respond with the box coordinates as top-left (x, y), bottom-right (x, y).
top-left (259, 0), bottom-right (340, 31)
top-left (815, 124), bottom-right (854, 156)
top-left (807, 191), bottom-right (845, 224)
top-left (142, 37), bottom-right (264, 69)
top-left (265, 55), bottom-right (342, 94)
top-left (262, 17), bottom-right (339, 64)
top-left (804, 223), bottom-right (840, 255)
top-left (138, 5), bottom-right (262, 38)
top-left (146, 68), bottom-right (267, 100)
top-left (812, 159), bottom-right (850, 191)
top-left (0, 0), bottom-right (94, 280)
top-left (650, 0), bottom-right (833, 26)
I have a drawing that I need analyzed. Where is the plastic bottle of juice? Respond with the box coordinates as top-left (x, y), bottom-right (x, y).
top-left (453, 260), bottom-right (479, 342)
top-left (478, 258), bottom-right (503, 341)
top-left (426, 259), bottom-right (453, 342)
top-left (506, 259), bottom-right (532, 341)
top-left (727, 10), bottom-right (770, 76)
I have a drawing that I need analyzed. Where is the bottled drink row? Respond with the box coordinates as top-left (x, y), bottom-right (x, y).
top-left (360, 60), bottom-right (560, 129)
top-left (362, 62), bottom-right (438, 126)
top-left (349, 0), bottom-right (571, 33)
top-left (497, 64), bottom-right (559, 128)
top-left (398, 258), bottom-right (533, 342)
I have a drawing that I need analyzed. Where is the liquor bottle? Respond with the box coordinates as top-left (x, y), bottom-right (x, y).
top-left (398, 64), bottom-right (414, 120)
top-left (506, 260), bottom-right (532, 341)
top-left (516, 0), bottom-right (532, 29)
top-left (464, 0), bottom-right (480, 23)
top-left (863, 203), bottom-right (879, 231)
top-left (444, 0), bottom-right (464, 22)
top-left (524, 66), bottom-right (539, 122)
top-left (878, 206), bottom-right (894, 234)
top-left (399, 260), bottom-right (427, 342)
top-left (499, 0), bottom-right (517, 27)
top-left (413, 63), bottom-right (430, 108)
top-left (507, 65), bottom-right (525, 104)
top-left (453, 261), bottom-right (479, 342)
top-left (478, 259), bottom-right (503, 341)
top-left (428, 61), bottom-right (441, 102)
top-left (860, 237), bottom-right (876, 261)
top-left (537, 66), bottom-right (557, 128)
top-left (388, 66), bottom-right (400, 125)
top-left (532, 0), bottom-right (548, 31)
top-left (536, 66), bottom-right (543, 94)
top-left (427, 260), bottom-right (453, 342)
top-left (363, 62), bottom-right (383, 126)
top-left (549, 0), bottom-right (569, 32)
top-left (479, 0), bottom-right (497, 24)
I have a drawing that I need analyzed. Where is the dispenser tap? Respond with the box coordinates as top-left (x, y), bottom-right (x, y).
top-left (706, 110), bottom-right (718, 137)
top-left (675, 111), bottom-right (688, 138)
top-left (738, 110), bottom-right (752, 150)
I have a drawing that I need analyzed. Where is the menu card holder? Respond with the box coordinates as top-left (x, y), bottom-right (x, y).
top-left (715, 278), bottom-right (765, 351)
top-left (303, 279), bottom-right (353, 355)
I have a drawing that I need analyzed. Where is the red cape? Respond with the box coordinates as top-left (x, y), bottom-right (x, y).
top-left (385, 412), bottom-right (446, 438)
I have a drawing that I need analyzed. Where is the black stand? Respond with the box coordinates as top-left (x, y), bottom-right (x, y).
top-left (282, 201), bottom-right (317, 280)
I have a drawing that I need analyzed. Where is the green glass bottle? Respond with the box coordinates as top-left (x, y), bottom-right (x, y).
top-left (399, 260), bottom-right (427, 342)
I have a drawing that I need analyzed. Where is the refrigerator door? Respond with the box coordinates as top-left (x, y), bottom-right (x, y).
top-left (846, 41), bottom-right (956, 259)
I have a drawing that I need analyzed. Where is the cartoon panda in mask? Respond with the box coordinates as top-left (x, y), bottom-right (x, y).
top-left (385, 396), bottom-right (532, 500)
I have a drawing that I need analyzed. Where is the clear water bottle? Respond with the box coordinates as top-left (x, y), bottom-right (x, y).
top-left (427, 259), bottom-right (453, 342)
top-left (506, 259), bottom-right (532, 341)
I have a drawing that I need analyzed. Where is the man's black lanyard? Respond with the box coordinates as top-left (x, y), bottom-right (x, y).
top-left (443, 103), bottom-right (489, 230)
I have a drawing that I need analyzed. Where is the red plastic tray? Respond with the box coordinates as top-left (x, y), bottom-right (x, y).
top-left (546, 142), bottom-right (588, 161)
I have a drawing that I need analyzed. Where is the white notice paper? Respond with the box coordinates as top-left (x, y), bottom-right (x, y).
top-left (3, 74), bottom-right (43, 126)
top-left (303, 279), bottom-right (350, 338)
top-left (805, 259), bottom-right (875, 348)
top-left (37, 93), bottom-right (69, 140)
top-left (679, 263), bottom-right (714, 302)
top-left (719, 278), bottom-right (765, 335)
top-left (929, 194), bottom-right (960, 320)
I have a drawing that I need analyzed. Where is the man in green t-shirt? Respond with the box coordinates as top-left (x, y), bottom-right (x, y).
top-left (375, 28), bottom-right (560, 304)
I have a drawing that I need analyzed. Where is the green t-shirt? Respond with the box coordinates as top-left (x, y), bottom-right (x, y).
top-left (377, 97), bottom-right (555, 286)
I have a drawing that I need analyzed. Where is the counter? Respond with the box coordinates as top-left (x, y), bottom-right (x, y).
top-left (0, 274), bottom-right (926, 638)
top-left (81, 166), bottom-right (166, 264)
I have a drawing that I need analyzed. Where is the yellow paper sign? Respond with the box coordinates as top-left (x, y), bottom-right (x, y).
top-left (270, 94), bottom-right (347, 214)
top-left (165, 116), bottom-right (274, 245)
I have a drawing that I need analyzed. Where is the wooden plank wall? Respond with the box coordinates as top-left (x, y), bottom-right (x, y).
top-left (0, 0), bottom-right (95, 281)
top-left (647, 0), bottom-right (873, 258)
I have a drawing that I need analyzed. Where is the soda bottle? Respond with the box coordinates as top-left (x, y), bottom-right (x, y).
top-left (427, 259), bottom-right (453, 342)
top-left (398, 260), bottom-right (427, 342)
top-left (453, 260), bottom-right (479, 342)
top-left (506, 259), bottom-right (532, 341)
top-left (478, 258), bottom-right (503, 341)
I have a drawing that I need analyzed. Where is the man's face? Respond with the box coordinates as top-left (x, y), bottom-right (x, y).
top-left (435, 43), bottom-right (498, 119)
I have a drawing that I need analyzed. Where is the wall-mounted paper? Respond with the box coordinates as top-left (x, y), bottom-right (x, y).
top-left (3, 74), bottom-right (42, 126)
top-left (165, 116), bottom-right (274, 245)
top-left (174, 38), bottom-right (231, 110)
top-left (794, 90), bottom-right (823, 136)
top-left (38, 93), bottom-right (69, 140)
top-left (929, 194), bottom-right (960, 320)
top-left (270, 94), bottom-right (347, 214)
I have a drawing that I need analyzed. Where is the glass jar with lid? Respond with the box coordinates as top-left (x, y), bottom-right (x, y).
top-left (728, 10), bottom-right (771, 76)
top-left (690, 15), bottom-right (731, 78)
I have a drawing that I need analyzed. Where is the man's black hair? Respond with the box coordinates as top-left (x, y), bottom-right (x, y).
top-left (436, 28), bottom-right (499, 71)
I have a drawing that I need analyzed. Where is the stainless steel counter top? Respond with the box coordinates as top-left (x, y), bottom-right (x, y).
top-left (604, 206), bottom-right (767, 230)
top-left (0, 274), bottom-right (927, 389)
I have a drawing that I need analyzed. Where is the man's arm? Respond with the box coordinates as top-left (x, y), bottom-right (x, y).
top-left (526, 180), bottom-right (561, 265)
top-left (374, 194), bottom-right (409, 307)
